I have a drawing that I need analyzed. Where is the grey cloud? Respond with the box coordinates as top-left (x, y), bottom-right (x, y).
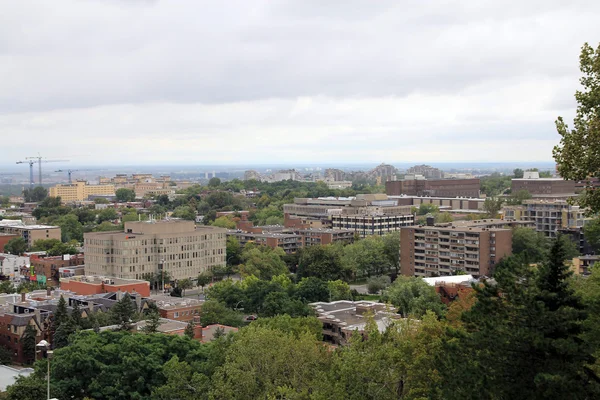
top-left (1, 0), bottom-right (599, 112)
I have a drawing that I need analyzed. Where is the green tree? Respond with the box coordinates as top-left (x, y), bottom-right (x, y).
top-left (31, 238), bottom-right (61, 251)
top-left (151, 355), bottom-right (209, 400)
top-left (584, 217), bottom-right (600, 253)
top-left (4, 237), bottom-right (27, 255)
top-left (97, 208), bottom-right (118, 223)
top-left (512, 226), bottom-right (550, 263)
top-left (143, 310), bottom-right (162, 333)
top-left (418, 203), bottom-right (439, 215)
top-left (210, 326), bottom-right (331, 400)
top-left (239, 246), bottom-right (287, 280)
top-left (71, 300), bottom-right (83, 328)
top-left (53, 317), bottom-right (76, 349)
top-left (460, 234), bottom-right (599, 399)
top-left (208, 177), bottom-right (221, 187)
top-left (115, 188), bottom-right (136, 202)
top-left (382, 276), bottom-right (446, 318)
top-left (211, 216), bottom-right (236, 229)
top-left (0, 345), bottom-right (13, 365)
top-left (225, 236), bottom-right (242, 266)
top-left (8, 330), bottom-right (208, 400)
top-left (554, 42), bottom-right (600, 213)
top-left (184, 319), bottom-right (195, 339)
top-left (93, 221), bottom-right (120, 232)
top-left (178, 278), bottom-right (193, 297)
top-left (23, 186), bottom-right (48, 202)
top-left (342, 236), bottom-right (389, 278)
top-left (295, 277), bottom-right (329, 303)
top-left (506, 188), bottom-right (533, 205)
top-left (366, 275), bottom-right (391, 294)
top-left (0, 280), bottom-right (15, 294)
top-left (482, 197), bottom-right (504, 218)
top-left (20, 325), bottom-right (37, 365)
top-left (171, 205), bottom-right (196, 221)
top-left (54, 213), bottom-right (84, 242)
top-left (252, 315), bottom-right (323, 340)
top-left (196, 272), bottom-right (212, 292)
top-left (32, 239), bottom-right (78, 256)
top-left (434, 212), bottom-right (453, 223)
top-left (4, 374), bottom-right (47, 399)
top-left (110, 293), bottom-right (136, 330)
top-left (297, 244), bottom-right (347, 281)
top-left (328, 280), bottom-right (352, 301)
top-left (199, 300), bottom-right (244, 327)
top-left (513, 168), bottom-right (524, 178)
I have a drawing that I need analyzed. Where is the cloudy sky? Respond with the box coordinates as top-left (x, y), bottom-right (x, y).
top-left (1, 0), bottom-right (599, 166)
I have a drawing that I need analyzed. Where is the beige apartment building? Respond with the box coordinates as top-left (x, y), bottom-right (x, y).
top-left (49, 180), bottom-right (115, 203)
top-left (98, 174), bottom-right (173, 197)
top-left (502, 199), bottom-right (590, 237)
top-left (84, 220), bottom-right (226, 281)
top-left (400, 220), bottom-right (512, 278)
top-left (283, 194), bottom-right (414, 235)
top-left (0, 222), bottom-right (61, 247)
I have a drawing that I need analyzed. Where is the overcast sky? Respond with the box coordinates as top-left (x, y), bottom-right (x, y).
top-left (1, 0), bottom-right (599, 166)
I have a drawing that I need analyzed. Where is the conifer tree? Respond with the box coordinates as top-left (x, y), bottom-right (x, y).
top-left (184, 319), bottom-right (195, 339)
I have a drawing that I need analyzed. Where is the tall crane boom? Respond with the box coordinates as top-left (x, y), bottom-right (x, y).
top-left (55, 169), bottom-right (83, 184)
top-left (23, 156), bottom-right (69, 185)
top-left (15, 160), bottom-right (35, 188)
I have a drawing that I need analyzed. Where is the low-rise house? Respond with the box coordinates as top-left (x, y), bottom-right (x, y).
top-left (60, 275), bottom-right (151, 297)
top-left (571, 255), bottom-right (600, 276)
top-left (150, 295), bottom-right (203, 322)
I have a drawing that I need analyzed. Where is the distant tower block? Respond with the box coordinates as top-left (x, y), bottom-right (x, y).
top-left (205, 172), bottom-right (209, 179)
top-left (212, 170), bottom-right (216, 178)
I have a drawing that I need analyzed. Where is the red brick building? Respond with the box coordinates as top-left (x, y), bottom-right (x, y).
top-left (386, 178), bottom-right (480, 197)
top-left (60, 276), bottom-right (151, 297)
top-left (0, 233), bottom-right (20, 253)
top-left (151, 295), bottom-right (203, 322)
top-left (27, 254), bottom-right (85, 284)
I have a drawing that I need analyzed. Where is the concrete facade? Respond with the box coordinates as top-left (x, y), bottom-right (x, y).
top-left (84, 220), bottom-right (227, 281)
top-left (49, 180), bottom-right (116, 203)
top-left (283, 194), bottom-right (415, 236)
top-left (502, 200), bottom-right (590, 238)
top-left (60, 275), bottom-right (151, 297)
top-left (0, 223), bottom-right (61, 248)
top-left (385, 178), bottom-right (480, 198)
top-left (400, 221), bottom-right (512, 278)
top-left (511, 177), bottom-right (577, 198)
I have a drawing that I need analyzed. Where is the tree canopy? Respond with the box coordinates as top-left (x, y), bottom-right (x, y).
top-left (554, 42), bottom-right (600, 213)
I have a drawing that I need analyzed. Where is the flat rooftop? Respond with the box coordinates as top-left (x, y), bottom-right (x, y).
top-left (150, 295), bottom-right (204, 309)
top-left (1, 224), bottom-right (59, 230)
top-left (409, 223), bottom-right (510, 232)
top-left (62, 275), bottom-right (148, 286)
top-left (310, 300), bottom-right (400, 332)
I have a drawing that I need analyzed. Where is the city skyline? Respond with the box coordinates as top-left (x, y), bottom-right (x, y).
top-left (2, 1), bottom-right (600, 165)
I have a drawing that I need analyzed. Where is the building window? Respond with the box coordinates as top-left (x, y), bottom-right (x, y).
top-left (174, 312), bottom-right (179, 318)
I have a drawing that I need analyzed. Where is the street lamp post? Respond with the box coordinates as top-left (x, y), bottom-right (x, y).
top-left (36, 340), bottom-right (53, 400)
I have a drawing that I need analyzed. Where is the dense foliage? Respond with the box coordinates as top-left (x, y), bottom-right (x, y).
top-left (554, 42), bottom-right (600, 214)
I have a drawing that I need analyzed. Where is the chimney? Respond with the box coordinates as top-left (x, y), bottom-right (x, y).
top-left (194, 316), bottom-right (203, 340)
top-left (47, 287), bottom-right (51, 297)
top-left (21, 292), bottom-right (26, 303)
